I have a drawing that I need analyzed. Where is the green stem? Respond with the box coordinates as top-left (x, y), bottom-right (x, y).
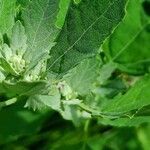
top-left (78, 103), bottom-right (104, 118)
top-left (82, 119), bottom-right (91, 150)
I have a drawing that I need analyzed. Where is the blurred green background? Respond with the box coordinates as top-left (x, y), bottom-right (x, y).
top-left (0, 102), bottom-right (150, 150)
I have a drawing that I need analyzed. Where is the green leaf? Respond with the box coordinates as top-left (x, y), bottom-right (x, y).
top-left (0, 57), bottom-right (19, 76)
top-left (61, 99), bottom-right (91, 126)
top-left (93, 78), bottom-right (127, 99)
top-left (48, 0), bottom-right (127, 73)
top-left (103, 0), bottom-right (150, 74)
top-left (25, 85), bottom-right (61, 111)
top-left (22, 0), bottom-right (62, 72)
top-left (0, 0), bottom-right (16, 35)
top-left (0, 80), bottom-right (49, 98)
top-left (73, 0), bottom-right (81, 4)
top-left (97, 62), bottom-right (117, 84)
top-left (58, 81), bottom-right (77, 100)
top-left (16, 0), bottom-right (30, 8)
top-left (0, 22), bottom-right (26, 76)
top-left (101, 75), bottom-right (150, 115)
top-left (0, 33), bottom-right (3, 45)
top-left (99, 116), bottom-right (150, 127)
top-left (55, 0), bottom-right (70, 29)
top-left (10, 21), bottom-right (27, 56)
top-left (63, 57), bottom-right (101, 95)
top-left (0, 67), bottom-right (6, 81)
top-left (0, 97), bottom-right (17, 109)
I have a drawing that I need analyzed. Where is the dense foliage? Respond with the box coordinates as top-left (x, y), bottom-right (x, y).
top-left (0, 0), bottom-right (150, 149)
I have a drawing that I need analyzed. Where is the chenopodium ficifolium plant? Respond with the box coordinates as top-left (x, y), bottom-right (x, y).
top-left (1, 0), bottom-right (150, 127)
